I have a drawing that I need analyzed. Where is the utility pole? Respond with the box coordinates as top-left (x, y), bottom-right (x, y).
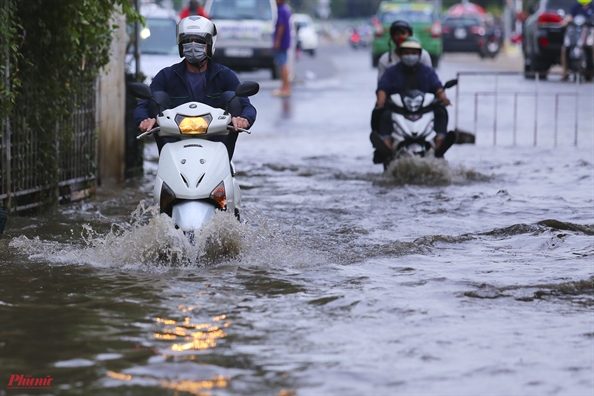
top-left (134, 0), bottom-right (141, 80)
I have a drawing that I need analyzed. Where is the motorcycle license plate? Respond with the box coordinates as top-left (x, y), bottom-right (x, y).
top-left (454, 28), bottom-right (467, 39)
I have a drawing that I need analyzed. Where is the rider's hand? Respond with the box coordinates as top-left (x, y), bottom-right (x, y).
top-left (231, 117), bottom-right (249, 131)
top-left (139, 118), bottom-right (156, 132)
top-left (441, 96), bottom-right (451, 106)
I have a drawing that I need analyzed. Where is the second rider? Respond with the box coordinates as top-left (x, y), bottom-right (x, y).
top-left (370, 37), bottom-right (451, 165)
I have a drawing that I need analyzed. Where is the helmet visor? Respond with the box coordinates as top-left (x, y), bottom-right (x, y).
top-left (178, 33), bottom-right (213, 46)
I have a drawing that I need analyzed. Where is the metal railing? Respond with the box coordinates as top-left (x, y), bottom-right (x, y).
top-left (0, 81), bottom-right (98, 213)
top-left (453, 71), bottom-right (593, 147)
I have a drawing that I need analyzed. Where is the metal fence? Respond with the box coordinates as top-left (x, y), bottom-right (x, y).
top-left (0, 81), bottom-right (98, 213)
top-left (453, 71), bottom-right (594, 147)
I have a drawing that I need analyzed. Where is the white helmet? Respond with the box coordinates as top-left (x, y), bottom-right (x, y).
top-left (176, 16), bottom-right (218, 57)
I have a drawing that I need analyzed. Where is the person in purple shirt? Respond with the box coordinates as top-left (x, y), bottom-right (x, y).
top-left (273, 0), bottom-right (292, 97)
top-left (370, 38), bottom-right (451, 164)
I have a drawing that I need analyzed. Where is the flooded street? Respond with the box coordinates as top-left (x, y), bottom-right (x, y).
top-left (1, 43), bottom-right (593, 395)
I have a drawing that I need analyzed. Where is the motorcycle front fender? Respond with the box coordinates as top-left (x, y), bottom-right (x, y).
top-left (172, 201), bottom-right (217, 232)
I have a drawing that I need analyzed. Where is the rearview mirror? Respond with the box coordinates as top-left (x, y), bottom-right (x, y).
top-left (444, 79), bottom-right (458, 89)
top-left (128, 82), bottom-right (152, 100)
top-left (235, 81), bottom-right (260, 97)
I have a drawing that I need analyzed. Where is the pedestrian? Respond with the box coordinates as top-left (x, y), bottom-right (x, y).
top-left (272, 0), bottom-right (291, 97)
top-left (134, 16), bottom-right (256, 160)
top-left (179, 0), bottom-right (209, 19)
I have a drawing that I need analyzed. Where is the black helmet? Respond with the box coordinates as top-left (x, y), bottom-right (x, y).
top-left (389, 20), bottom-right (413, 36)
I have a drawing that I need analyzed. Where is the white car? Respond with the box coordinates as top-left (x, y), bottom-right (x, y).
top-left (204, 0), bottom-right (282, 79)
top-left (126, 4), bottom-right (180, 84)
top-left (292, 13), bottom-right (318, 56)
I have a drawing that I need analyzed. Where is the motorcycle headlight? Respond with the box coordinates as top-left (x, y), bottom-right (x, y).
top-left (574, 15), bottom-right (586, 26)
top-left (175, 114), bottom-right (212, 134)
top-left (403, 95), bottom-right (423, 112)
top-left (210, 181), bottom-right (227, 210)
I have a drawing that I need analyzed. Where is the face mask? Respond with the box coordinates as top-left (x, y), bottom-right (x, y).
top-left (401, 54), bottom-right (420, 67)
top-left (183, 42), bottom-right (208, 65)
top-left (394, 36), bottom-right (405, 46)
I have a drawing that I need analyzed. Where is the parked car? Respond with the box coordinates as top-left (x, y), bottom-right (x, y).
top-left (522, 0), bottom-right (574, 78)
top-left (442, 14), bottom-right (502, 57)
top-left (204, 0), bottom-right (284, 79)
top-left (293, 13), bottom-right (319, 56)
top-left (126, 3), bottom-right (180, 84)
top-left (371, 1), bottom-right (442, 68)
top-left (442, 15), bottom-right (486, 52)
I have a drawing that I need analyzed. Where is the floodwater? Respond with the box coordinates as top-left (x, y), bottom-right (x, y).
top-left (1, 43), bottom-right (593, 396)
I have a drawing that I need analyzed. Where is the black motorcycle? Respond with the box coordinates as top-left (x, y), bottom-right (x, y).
top-left (564, 14), bottom-right (594, 82)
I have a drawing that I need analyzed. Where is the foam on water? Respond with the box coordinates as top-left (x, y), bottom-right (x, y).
top-left (8, 201), bottom-right (311, 272)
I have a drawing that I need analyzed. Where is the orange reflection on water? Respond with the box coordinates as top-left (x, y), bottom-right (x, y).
top-left (154, 333), bottom-right (177, 340)
top-left (161, 375), bottom-right (229, 396)
top-left (107, 371), bottom-right (132, 381)
top-left (154, 313), bottom-right (230, 352)
top-left (155, 317), bottom-right (176, 325)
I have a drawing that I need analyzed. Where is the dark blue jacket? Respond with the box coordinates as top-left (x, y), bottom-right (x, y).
top-left (134, 60), bottom-right (257, 127)
top-left (569, 2), bottom-right (594, 18)
top-left (377, 63), bottom-right (443, 96)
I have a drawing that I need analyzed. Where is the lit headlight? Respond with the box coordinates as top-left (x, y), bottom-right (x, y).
top-left (175, 114), bottom-right (212, 134)
top-left (403, 95), bottom-right (423, 112)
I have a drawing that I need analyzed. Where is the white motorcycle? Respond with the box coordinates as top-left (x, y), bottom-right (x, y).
top-left (386, 79), bottom-right (457, 161)
top-left (129, 81), bottom-right (259, 232)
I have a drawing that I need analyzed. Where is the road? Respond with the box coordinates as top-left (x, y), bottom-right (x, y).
top-left (1, 42), bottom-right (592, 395)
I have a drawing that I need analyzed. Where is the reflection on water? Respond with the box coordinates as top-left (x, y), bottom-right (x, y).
top-left (155, 314), bottom-right (228, 352)
top-left (107, 370), bottom-right (228, 395)
top-left (105, 312), bottom-right (232, 394)
top-left (161, 375), bottom-right (228, 396)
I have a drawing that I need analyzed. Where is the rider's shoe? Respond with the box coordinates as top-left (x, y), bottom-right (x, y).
top-left (370, 131), bottom-right (392, 159)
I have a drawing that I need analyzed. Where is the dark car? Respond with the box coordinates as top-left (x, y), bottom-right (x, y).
top-left (441, 15), bottom-right (488, 53)
top-left (442, 13), bottom-right (504, 58)
top-left (522, 0), bottom-right (574, 78)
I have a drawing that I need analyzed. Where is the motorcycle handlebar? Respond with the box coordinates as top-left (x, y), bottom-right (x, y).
top-left (136, 125), bottom-right (251, 140)
top-left (227, 125), bottom-right (251, 134)
top-left (136, 126), bottom-right (160, 140)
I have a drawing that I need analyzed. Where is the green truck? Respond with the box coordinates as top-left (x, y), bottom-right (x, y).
top-left (371, 1), bottom-right (443, 67)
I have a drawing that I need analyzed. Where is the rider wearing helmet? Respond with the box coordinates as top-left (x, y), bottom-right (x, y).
top-left (134, 16), bottom-right (256, 158)
top-left (561, 0), bottom-right (594, 80)
top-left (377, 20), bottom-right (433, 81)
top-left (371, 37), bottom-right (451, 164)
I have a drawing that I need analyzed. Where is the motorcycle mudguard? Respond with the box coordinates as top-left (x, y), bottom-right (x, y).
top-left (172, 201), bottom-right (217, 232)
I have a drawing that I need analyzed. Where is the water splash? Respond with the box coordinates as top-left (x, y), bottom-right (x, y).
top-left (380, 156), bottom-right (491, 186)
top-left (8, 201), bottom-right (305, 271)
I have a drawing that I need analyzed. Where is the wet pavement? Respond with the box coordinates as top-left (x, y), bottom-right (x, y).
top-left (1, 42), bottom-right (593, 396)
